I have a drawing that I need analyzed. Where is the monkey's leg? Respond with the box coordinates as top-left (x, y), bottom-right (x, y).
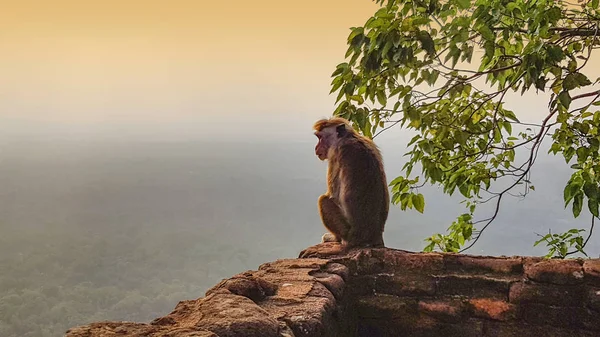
top-left (318, 195), bottom-right (350, 243)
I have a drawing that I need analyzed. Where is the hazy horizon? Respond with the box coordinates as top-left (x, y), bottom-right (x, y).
top-left (2, 1), bottom-right (600, 336)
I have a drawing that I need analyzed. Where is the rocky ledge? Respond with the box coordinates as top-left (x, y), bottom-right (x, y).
top-left (66, 243), bottom-right (600, 337)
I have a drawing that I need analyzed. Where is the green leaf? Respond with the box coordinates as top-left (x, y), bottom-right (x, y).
top-left (589, 198), bottom-right (599, 217)
top-left (456, 0), bottom-right (470, 10)
top-left (335, 89), bottom-right (345, 103)
top-left (563, 74), bottom-right (579, 91)
top-left (392, 192), bottom-right (401, 205)
top-left (558, 91), bottom-right (572, 109)
top-left (503, 121), bottom-right (512, 135)
top-left (347, 27), bottom-right (364, 42)
top-left (583, 182), bottom-right (597, 200)
top-left (366, 17), bottom-right (385, 29)
top-left (429, 167), bottom-right (444, 182)
top-left (476, 23), bottom-right (494, 41)
top-left (416, 31), bottom-right (435, 57)
top-left (376, 91), bottom-right (387, 106)
top-left (389, 176), bottom-right (405, 186)
top-left (330, 77), bottom-right (343, 94)
top-left (575, 73), bottom-right (592, 87)
top-left (546, 45), bottom-right (564, 63)
top-left (412, 193), bottom-right (425, 213)
top-left (573, 193), bottom-right (584, 218)
top-left (503, 110), bottom-right (520, 122)
top-left (564, 183), bottom-right (575, 204)
top-left (423, 241), bottom-right (435, 252)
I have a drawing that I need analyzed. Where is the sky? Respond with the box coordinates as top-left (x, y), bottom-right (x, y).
top-left (0, 0), bottom-right (380, 140)
top-left (3, 1), bottom-right (599, 141)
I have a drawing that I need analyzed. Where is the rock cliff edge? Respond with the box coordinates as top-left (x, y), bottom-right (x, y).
top-left (66, 243), bottom-right (600, 337)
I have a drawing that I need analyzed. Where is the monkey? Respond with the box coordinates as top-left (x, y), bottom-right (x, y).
top-left (313, 117), bottom-right (389, 248)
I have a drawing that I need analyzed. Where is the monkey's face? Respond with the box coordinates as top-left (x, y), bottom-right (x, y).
top-left (314, 127), bottom-right (338, 161)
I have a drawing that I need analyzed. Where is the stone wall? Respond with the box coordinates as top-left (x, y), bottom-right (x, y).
top-left (66, 243), bottom-right (600, 337)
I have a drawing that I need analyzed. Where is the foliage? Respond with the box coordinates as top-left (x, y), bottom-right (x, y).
top-left (534, 228), bottom-right (590, 258)
top-left (0, 226), bottom-right (254, 337)
top-left (331, 0), bottom-right (600, 256)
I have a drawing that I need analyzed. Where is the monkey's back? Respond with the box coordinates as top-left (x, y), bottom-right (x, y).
top-left (334, 135), bottom-right (389, 239)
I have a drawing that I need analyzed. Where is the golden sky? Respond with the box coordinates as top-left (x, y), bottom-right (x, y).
top-left (5, 0), bottom-right (594, 141)
top-left (0, 0), bottom-right (378, 135)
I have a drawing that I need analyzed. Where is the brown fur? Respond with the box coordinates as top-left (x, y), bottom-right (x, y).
top-left (313, 117), bottom-right (389, 248)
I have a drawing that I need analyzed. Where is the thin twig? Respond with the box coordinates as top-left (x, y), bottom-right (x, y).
top-left (565, 215), bottom-right (596, 257)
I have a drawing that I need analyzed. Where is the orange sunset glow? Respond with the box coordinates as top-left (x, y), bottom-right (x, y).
top-left (1, 1), bottom-right (378, 133)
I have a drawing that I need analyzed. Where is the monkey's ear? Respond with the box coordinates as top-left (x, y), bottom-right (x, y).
top-left (336, 124), bottom-right (347, 137)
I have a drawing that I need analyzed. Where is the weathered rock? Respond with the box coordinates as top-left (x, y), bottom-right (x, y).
top-left (583, 259), bottom-right (600, 286)
top-left (322, 262), bottom-right (349, 281)
top-left (588, 287), bottom-right (600, 312)
top-left (309, 271), bottom-right (345, 299)
top-left (66, 244), bottom-right (600, 337)
top-left (468, 298), bottom-right (516, 321)
top-left (443, 254), bottom-right (523, 275)
top-left (435, 274), bottom-right (512, 299)
top-left (206, 273), bottom-right (277, 302)
top-left (509, 282), bottom-right (587, 306)
top-left (525, 258), bottom-right (585, 285)
top-left (516, 303), bottom-right (599, 330)
top-left (483, 321), bottom-right (598, 337)
top-left (184, 292), bottom-right (280, 337)
top-left (64, 322), bottom-right (219, 337)
top-left (298, 242), bottom-right (345, 259)
top-left (65, 322), bottom-right (157, 337)
top-left (358, 317), bottom-right (484, 337)
top-left (355, 294), bottom-right (418, 319)
top-left (417, 299), bottom-right (466, 323)
top-left (348, 273), bottom-right (436, 297)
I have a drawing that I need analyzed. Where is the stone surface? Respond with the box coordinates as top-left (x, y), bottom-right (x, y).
top-left (348, 273), bottom-right (436, 297)
top-left (482, 321), bottom-right (598, 337)
top-left (417, 299), bottom-right (466, 323)
top-left (525, 258), bottom-right (585, 285)
top-left (508, 282), bottom-right (587, 306)
top-left (588, 287), bottom-right (600, 311)
top-left (435, 274), bottom-right (512, 299)
top-left (66, 243), bottom-right (600, 337)
top-left (298, 242), bottom-right (345, 259)
top-left (355, 294), bottom-right (418, 319)
top-left (205, 273), bottom-right (277, 302)
top-left (443, 254), bottom-right (523, 275)
top-left (583, 259), bottom-right (600, 286)
top-left (516, 303), bottom-right (599, 330)
top-left (358, 317), bottom-right (484, 337)
top-left (468, 298), bottom-right (515, 321)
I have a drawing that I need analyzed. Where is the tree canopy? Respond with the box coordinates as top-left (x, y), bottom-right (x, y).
top-left (331, 0), bottom-right (600, 257)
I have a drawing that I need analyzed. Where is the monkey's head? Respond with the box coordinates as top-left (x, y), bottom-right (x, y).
top-left (313, 118), bottom-right (352, 161)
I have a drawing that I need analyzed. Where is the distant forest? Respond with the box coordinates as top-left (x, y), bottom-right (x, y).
top-left (1, 140), bottom-right (598, 336)
top-left (0, 141), bottom-right (327, 336)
